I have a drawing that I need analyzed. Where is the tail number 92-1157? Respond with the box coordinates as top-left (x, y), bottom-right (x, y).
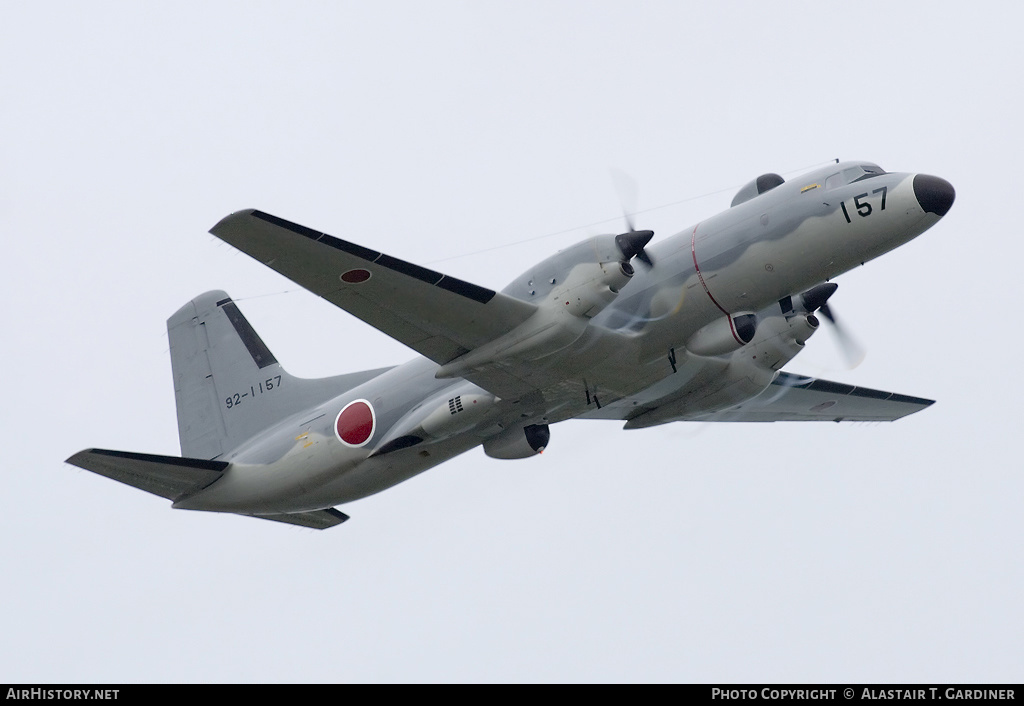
top-left (839, 186), bottom-right (887, 223)
top-left (225, 376), bottom-right (283, 410)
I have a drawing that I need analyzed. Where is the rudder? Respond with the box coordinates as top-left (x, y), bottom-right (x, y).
top-left (168, 291), bottom-right (392, 459)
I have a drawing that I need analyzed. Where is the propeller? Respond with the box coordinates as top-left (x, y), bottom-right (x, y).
top-left (798, 284), bottom-right (865, 368)
top-left (610, 168), bottom-right (656, 269)
top-left (616, 229), bottom-right (655, 269)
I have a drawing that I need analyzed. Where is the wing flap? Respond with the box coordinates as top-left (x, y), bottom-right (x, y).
top-left (66, 448), bottom-right (227, 501)
top-left (210, 210), bottom-right (537, 366)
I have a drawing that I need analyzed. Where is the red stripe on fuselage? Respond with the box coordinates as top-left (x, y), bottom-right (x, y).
top-left (691, 224), bottom-right (745, 345)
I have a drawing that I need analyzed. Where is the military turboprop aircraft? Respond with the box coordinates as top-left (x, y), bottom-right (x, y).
top-left (67, 161), bottom-right (954, 529)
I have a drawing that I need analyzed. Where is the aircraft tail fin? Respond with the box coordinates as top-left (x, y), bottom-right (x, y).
top-left (167, 291), bottom-right (392, 459)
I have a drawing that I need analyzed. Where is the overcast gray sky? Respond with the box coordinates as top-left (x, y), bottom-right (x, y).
top-left (3, 0), bottom-right (1022, 683)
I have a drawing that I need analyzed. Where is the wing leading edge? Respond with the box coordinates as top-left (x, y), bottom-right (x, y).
top-left (210, 210), bottom-right (537, 367)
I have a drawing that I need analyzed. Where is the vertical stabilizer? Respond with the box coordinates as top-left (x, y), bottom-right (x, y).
top-left (167, 291), bottom-right (391, 459)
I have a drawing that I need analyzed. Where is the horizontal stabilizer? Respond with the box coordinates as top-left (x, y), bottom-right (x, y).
top-left (65, 448), bottom-right (227, 501)
top-left (244, 508), bottom-right (350, 530)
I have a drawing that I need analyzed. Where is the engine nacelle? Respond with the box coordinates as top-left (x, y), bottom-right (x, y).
top-left (550, 259), bottom-right (634, 318)
top-left (437, 234), bottom-right (636, 379)
top-left (624, 353), bottom-right (777, 428)
top-left (501, 233), bottom-right (641, 312)
top-left (483, 424), bottom-right (550, 460)
top-left (639, 314), bottom-right (818, 424)
top-left (732, 313), bottom-right (820, 373)
top-left (686, 313), bottom-right (758, 356)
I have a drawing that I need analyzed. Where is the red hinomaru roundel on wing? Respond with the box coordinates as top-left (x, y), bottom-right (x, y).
top-left (340, 269), bottom-right (372, 284)
top-left (335, 399), bottom-right (376, 447)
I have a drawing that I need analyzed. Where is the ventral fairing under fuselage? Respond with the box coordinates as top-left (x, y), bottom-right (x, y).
top-left (67, 161), bottom-right (955, 529)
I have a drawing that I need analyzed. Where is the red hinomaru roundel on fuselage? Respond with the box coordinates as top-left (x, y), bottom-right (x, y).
top-left (335, 399), bottom-right (376, 447)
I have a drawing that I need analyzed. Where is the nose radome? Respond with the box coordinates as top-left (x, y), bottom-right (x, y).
top-left (913, 174), bottom-right (955, 217)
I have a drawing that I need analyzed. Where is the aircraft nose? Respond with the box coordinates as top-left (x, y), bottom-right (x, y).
top-left (913, 174), bottom-right (955, 217)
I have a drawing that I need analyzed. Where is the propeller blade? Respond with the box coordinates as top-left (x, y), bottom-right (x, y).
top-left (817, 301), bottom-right (836, 324)
top-left (610, 168), bottom-right (639, 232)
top-left (818, 302), bottom-right (866, 368)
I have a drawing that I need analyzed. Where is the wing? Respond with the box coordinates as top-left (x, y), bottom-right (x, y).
top-left (668, 372), bottom-right (934, 423)
top-left (582, 372), bottom-right (934, 426)
top-left (210, 210), bottom-right (537, 367)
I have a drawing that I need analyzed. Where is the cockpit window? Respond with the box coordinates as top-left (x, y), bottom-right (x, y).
top-left (851, 164), bottom-right (886, 182)
top-left (825, 164), bottom-right (887, 189)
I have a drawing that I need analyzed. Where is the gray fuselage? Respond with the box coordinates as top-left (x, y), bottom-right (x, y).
top-left (174, 162), bottom-right (952, 515)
